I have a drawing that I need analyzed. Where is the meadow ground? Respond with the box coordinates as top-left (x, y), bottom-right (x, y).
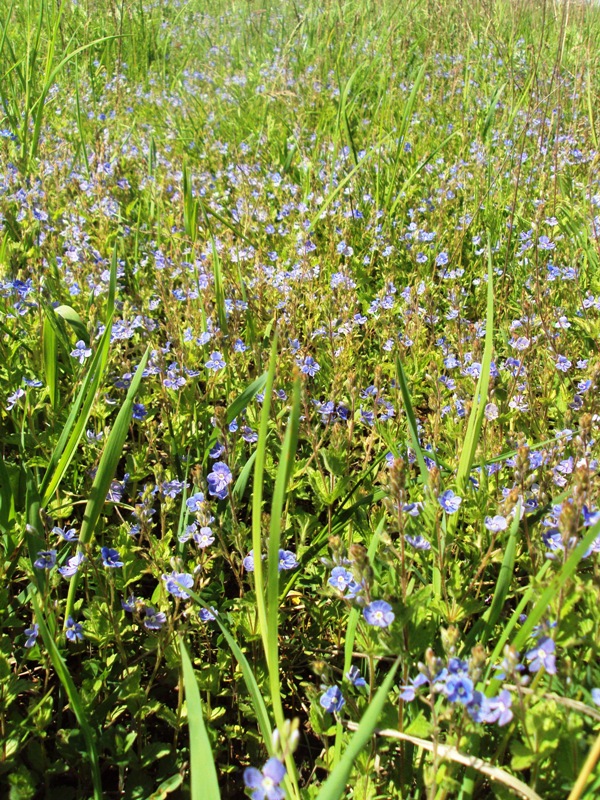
top-left (2, 0), bottom-right (600, 797)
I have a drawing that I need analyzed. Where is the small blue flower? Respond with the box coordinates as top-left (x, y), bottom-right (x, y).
top-left (132, 402), bottom-right (147, 420)
top-left (363, 600), bottom-right (395, 628)
top-left (346, 666), bottom-right (367, 687)
top-left (193, 526), bottom-right (215, 548)
top-left (525, 637), bottom-right (556, 675)
top-left (161, 479), bottom-right (188, 498)
top-left (207, 461), bottom-right (232, 500)
top-left (53, 526), bottom-right (78, 542)
top-left (320, 685), bottom-right (345, 713)
top-left (186, 491), bottom-right (206, 512)
top-left (483, 689), bottom-right (513, 726)
top-left (70, 340), bottom-right (92, 364)
top-left (143, 607), bottom-right (167, 630)
top-left (162, 571), bottom-right (194, 599)
top-left (300, 356), bottom-right (320, 377)
top-left (101, 547), bottom-right (124, 568)
top-left (209, 441), bottom-right (225, 459)
top-left (444, 674), bottom-right (474, 705)
top-left (199, 607), bottom-right (218, 622)
top-left (121, 594), bottom-right (141, 613)
top-left (591, 688), bottom-right (600, 706)
top-left (34, 550), bottom-right (57, 569)
top-left (484, 515), bottom-right (508, 532)
top-left (278, 549), bottom-right (298, 571)
top-left (328, 566), bottom-right (355, 592)
top-left (65, 617), bottom-right (84, 642)
top-left (438, 490), bottom-right (462, 514)
top-left (243, 757), bottom-right (286, 800)
top-left (24, 623), bottom-right (39, 648)
top-left (205, 351), bottom-right (226, 371)
top-left (58, 552), bottom-right (86, 578)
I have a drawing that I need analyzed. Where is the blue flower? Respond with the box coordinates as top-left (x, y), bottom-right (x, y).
top-left (34, 550), bottom-right (57, 569)
top-left (24, 623), bottom-right (39, 648)
top-left (484, 515), bottom-right (508, 532)
top-left (161, 479), bottom-right (188, 498)
top-left (320, 685), bottom-right (345, 713)
top-left (70, 340), bottom-right (92, 364)
top-left (207, 461), bottom-right (233, 499)
top-left (65, 617), bottom-right (84, 642)
top-left (193, 527), bottom-right (215, 548)
top-left (162, 571), bottom-right (194, 599)
top-left (482, 690), bottom-right (513, 726)
top-left (101, 547), bottom-right (124, 568)
top-left (205, 351), bottom-right (226, 371)
top-left (363, 600), bottom-right (395, 628)
top-left (438, 490), bottom-right (462, 514)
top-left (328, 566), bottom-right (355, 593)
top-left (591, 688), bottom-right (600, 706)
top-left (444, 674), bottom-right (474, 705)
top-left (132, 402), bottom-right (147, 420)
top-left (144, 607), bottom-right (167, 630)
top-left (58, 552), bottom-right (86, 578)
top-left (405, 534), bottom-right (431, 550)
top-left (199, 607), bottom-right (217, 622)
top-left (278, 549), bottom-right (298, 571)
top-left (209, 441), bottom-right (225, 459)
top-left (186, 491), bottom-right (206, 512)
top-left (300, 356), bottom-right (320, 377)
top-left (346, 666), bottom-right (367, 687)
top-left (243, 757), bottom-right (286, 800)
top-left (525, 637), bottom-right (556, 675)
top-left (53, 526), bottom-right (78, 542)
top-left (121, 594), bottom-right (141, 613)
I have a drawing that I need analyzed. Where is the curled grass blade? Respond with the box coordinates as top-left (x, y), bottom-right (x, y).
top-left (394, 355), bottom-right (429, 484)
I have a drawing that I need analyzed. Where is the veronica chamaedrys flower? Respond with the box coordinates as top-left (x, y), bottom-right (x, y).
top-left (207, 461), bottom-right (232, 500)
top-left (199, 607), bottom-right (217, 622)
top-left (483, 690), bottom-right (513, 726)
top-left (444, 674), bottom-right (474, 705)
top-left (193, 527), bottom-right (215, 548)
top-left (143, 607), bottom-right (167, 630)
top-left (53, 526), bottom-right (78, 542)
top-left (58, 552), bottom-right (86, 578)
top-left (34, 550), bottom-right (57, 569)
top-left (70, 340), bottom-right (92, 364)
top-left (300, 356), bottom-right (320, 377)
top-left (438, 490), bottom-right (462, 514)
top-left (243, 757), bottom-right (286, 800)
top-left (101, 547), bottom-right (123, 568)
top-left (162, 571), bottom-right (194, 599)
top-left (278, 549), bottom-right (298, 571)
top-left (186, 491), bottom-right (205, 513)
top-left (346, 666), bottom-right (367, 687)
top-left (24, 623), bottom-right (39, 648)
top-left (525, 637), bottom-right (556, 675)
top-left (205, 351), bottom-right (226, 371)
top-left (363, 600), bottom-right (395, 628)
top-left (65, 617), bottom-right (84, 642)
top-left (484, 515), bottom-right (508, 532)
top-left (320, 685), bottom-right (345, 713)
top-left (328, 566), bottom-right (355, 592)
top-left (592, 688), bottom-right (600, 706)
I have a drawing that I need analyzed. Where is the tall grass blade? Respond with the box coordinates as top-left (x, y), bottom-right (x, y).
top-left (316, 657), bottom-right (400, 800)
top-left (180, 638), bottom-right (221, 800)
top-left (394, 356), bottom-right (429, 484)
top-left (64, 347), bottom-right (150, 624)
top-left (30, 592), bottom-right (102, 800)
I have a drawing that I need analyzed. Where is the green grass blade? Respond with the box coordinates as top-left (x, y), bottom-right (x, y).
top-left (30, 592), bottom-right (102, 800)
top-left (316, 657), bottom-right (400, 800)
top-left (180, 638), bottom-right (221, 800)
top-left (456, 241), bottom-right (494, 495)
top-left (64, 346), bottom-right (150, 625)
top-left (43, 313), bottom-right (58, 408)
top-left (394, 356), bottom-right (429, 484)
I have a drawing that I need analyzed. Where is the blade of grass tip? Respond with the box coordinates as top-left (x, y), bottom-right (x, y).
top-left (232, 449), bottom-right (257, 503)
top-left (64, 347), bottom-right (150, 626)
top-left (176, 459), bottom-right (191, 557)
top-left (462, 500), bottom-right (521, 653)
top-left (316, 658), bottom-right (401, 800)
top-left (39, 313), bottom-right (114, 504)
top-left (181, 585), bottom-right (273, 749)
top-left (455, 240), bottom-right (494, 497)
top-left (198, 199), bottom-right (227, 334)
top-left (54, 304), bottom-right (90, 345)
top-left (394, 356), bottom-right (429, 484)
top-left (30, 592), bottom-right (102, 800)
top-left (40, 247), bottom-right (117, 504)
top-left (180, 638), bottom-right (221, 800)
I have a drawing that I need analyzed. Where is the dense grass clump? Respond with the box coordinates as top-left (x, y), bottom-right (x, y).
top-left (3, 0), bottom-right (600, 797)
